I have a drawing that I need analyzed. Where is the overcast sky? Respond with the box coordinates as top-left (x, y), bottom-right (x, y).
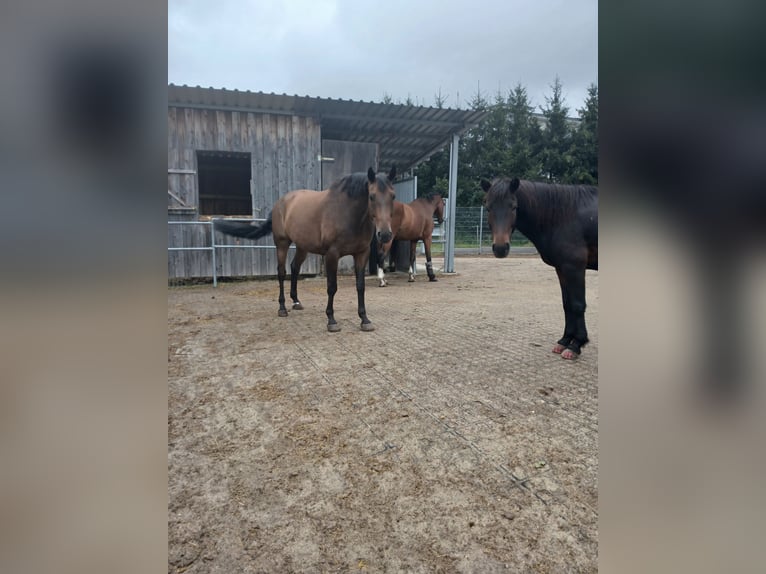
top-left (169, 0), bottom-right (597, 113)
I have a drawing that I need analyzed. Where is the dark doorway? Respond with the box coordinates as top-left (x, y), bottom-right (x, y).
top-left (197, 151), bottom-right (252, 216)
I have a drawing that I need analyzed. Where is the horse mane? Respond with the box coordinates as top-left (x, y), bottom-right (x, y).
top-left (490, 178), bottom-right (597, 227)
top-left (421, 192), bottom-right (443, 202)
top-left (330, 172), bottom-right (389, 199)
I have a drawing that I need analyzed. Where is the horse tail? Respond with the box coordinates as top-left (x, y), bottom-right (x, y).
top-left (215, 213), bottom-right (273, 240)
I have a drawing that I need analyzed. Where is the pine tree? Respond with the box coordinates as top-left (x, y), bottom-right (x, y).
top-left (434, 87), bottom-right (448, 109)
top-left (567, 83), bottom-right (598, 184)
top-left (539, 76), bottom-right (572, 183)
top-left (505, 83), bottom-right (543, 179)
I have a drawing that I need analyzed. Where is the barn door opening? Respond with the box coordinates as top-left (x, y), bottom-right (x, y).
top-left (197, 151), bottom-right (252, 216)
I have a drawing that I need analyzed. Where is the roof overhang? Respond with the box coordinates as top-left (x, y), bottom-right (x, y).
top-left (168, 84), bottom-right (488, 172)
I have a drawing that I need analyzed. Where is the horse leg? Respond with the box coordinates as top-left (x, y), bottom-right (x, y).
top-left (408, 241), bottom-right (417, 282)
top-left (276, 241), bottom-right (289, 317)
top-left (377, 240), bottom-right (391, 287)
top-left (388, 238), bottom-right (397, 272)
top-left (324, 253), bottom-right (340, 332)
top-left (355, 251), bottom-right (374, 331)
top-left (290, 248), bottom-right (307, 309)
top-left (553, 268), bottom-right (574, 354)
top-left (559, 266), bottom-right (589, 360)
top-left (423, 235), bottom-right (437, 282)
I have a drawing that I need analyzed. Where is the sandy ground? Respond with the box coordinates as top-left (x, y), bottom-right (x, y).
top-left (168, 256), bottom-right (598, 573)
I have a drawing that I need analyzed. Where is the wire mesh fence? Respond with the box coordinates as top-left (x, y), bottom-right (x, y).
top-left (428, 206), bottom-right (532, 256)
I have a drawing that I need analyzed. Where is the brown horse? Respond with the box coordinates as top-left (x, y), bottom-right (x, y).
top-left (375, 193), bottom-right (445, 286)
top-left (216, 167), bottom-right (396, 332)
top-left (481, 177), bottom-right (598, 360)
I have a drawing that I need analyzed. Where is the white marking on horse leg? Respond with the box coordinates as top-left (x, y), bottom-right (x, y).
top-left (377, 267), bottom-right (386, 287)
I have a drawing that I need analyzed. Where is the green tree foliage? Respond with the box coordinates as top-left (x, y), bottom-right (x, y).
top-left (414, 78), bottom-right (598, 206)
top-left (567, 83), bottom-right (598, 184)
top-left (505, 83), bottom-right (543, 179)
top-left (539, 76), bottom-right (571, 183)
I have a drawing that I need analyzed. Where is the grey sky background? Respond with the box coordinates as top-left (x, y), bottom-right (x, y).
top-left (169, 0), bottom-right (597, 114)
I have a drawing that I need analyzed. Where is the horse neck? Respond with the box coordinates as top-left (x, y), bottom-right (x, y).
top-left (334, 190), bottom-right (373, 229)
top-left (413, 197), bottom-right (439, 219)
top-left (514, 185), bottom-right (546, 244)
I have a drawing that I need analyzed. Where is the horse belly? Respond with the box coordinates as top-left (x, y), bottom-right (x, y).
top-left (282, 192), bottom-right (327, 254)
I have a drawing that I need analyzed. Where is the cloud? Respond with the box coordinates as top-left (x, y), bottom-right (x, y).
top-left (169, 0), bottom-right (597, 110)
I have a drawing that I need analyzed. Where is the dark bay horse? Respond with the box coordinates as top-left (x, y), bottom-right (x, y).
top-left (480, 177), bottom-right (598, 359)
top-left (216, 167), bottom-right (396, 332)
top-left (376, 193), bottom-right (445, 286)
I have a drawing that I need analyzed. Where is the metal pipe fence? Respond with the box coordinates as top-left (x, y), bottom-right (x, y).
top-left (169, 208), bottom-right (533, 284)
top-left (168, 218), bottom-right (296, 286)
top-left (429, 207), bottom-right (532, 255)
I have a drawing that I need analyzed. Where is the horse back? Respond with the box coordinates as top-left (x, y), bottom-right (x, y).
top-left (398, 201), bottom-right (432, 240)
top-left (275, 189), bottom-right (330, 252)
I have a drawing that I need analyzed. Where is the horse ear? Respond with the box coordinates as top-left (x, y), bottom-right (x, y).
top-left (480, 179), bottom-right (491, 192)
top-left (367, 167), bottom-right (376, 183)
top-left (387, 165), bottom-right (397, 182)
top-left (510, 178), bottom-right (520, 192)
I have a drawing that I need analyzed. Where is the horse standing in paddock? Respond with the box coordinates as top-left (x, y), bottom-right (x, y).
top-left (481, 177), bottom-right (598, 359)
top-left (375, 193), bottom-right (445, 286)
top-left (216, 167), bottom-right (396, 332)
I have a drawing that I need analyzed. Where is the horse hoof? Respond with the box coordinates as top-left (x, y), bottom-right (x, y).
top-left (378, 281), bottom-right (386, 288)
top-left (327, 323), bottom-right (341, 333)
top-left (429, 277), bottom-right (438, 282)
top-left (552, 344), bottom-right (566, 354)
top-left (361, 322), bottom-right (375, 332)
top-left (292, 302), bottom-right (304, 310)
top-left (278, 309), bottom-right (288, 317)
top-left (561, 349), bottom-right (579, 360)
top-left (408, 277), bottom-right (415, 282)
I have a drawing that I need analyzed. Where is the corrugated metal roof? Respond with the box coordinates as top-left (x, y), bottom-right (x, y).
top-left (168, 84), bottom-right (488, 172)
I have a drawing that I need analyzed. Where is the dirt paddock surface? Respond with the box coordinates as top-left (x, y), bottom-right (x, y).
top-left (168, 256), bottom-right (598, 573)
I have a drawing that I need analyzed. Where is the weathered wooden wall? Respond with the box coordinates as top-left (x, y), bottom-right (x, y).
top-left (168, 107), bottom-right (323, 278)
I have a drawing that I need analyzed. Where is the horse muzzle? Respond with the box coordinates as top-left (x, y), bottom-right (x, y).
top-left (492, 242), bottom-right (510, 258)
top-left (377, 230), bottom-right (393, 244)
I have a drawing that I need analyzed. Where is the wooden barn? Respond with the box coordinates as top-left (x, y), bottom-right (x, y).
top-left (167, 84), bottom-right (487, 282)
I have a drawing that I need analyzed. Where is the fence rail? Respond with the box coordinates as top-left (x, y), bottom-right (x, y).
top-left (168, 218), bottom-right (302, 286)
top-left (168, 208), bottom-right (534, 284)
top-left (429, 206), bottom-right (532, 255)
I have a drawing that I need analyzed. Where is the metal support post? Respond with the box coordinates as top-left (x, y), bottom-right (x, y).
top-left (444, 132), bottom-right (459, 273)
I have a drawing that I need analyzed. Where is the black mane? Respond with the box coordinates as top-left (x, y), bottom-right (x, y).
top-left (421, 192), bottom-right (442, 201)
top-left (489, 178), bottom-right (597, 227)
top-left (330, 172), bottom-right (390, 199)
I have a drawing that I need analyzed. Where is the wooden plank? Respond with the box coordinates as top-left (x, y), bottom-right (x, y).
top-left (176, 107), bottom-right (186, 153)
top-left (168, 107), bottom-right (177, 150)
top-left (216, 110), bottom-right (226, 149)
top-left (252, 114), bottom-right (265, 217)
top-left (307, 118), bottom-right (320, 190)
top-left (277, 116), bottom-right (288, 199)
top-left (184, 108), bottom-right (195, 149)
top-left (194, 109), bottom-right (203, 150)
top-left (269, 115), bottom-right (280, 206)
top-left (291, 115), bottom-right (302, 190)
top-left (231, 111), bottom-right (240, 151)
top-left (200, 109), bottom-right (211, 150)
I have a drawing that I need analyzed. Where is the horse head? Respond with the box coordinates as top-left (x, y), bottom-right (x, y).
top-left (367, 166), bottom-right (396, 244)
top-left (481, 177), bottom-right (520, 258)
top-left (433, 193), bottom-right (445, 224)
